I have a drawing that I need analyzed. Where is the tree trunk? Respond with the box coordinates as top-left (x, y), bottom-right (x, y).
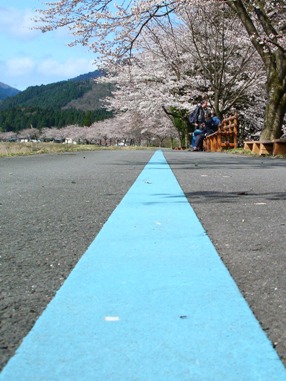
top-left (226, 0), bottom-right (286, 141)
top-left (261, 91), bottom-right (286, 141)
top-left (261, 66), bottom-right (286, 140)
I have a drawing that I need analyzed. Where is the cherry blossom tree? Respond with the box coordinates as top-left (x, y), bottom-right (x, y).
top-left (17, 128), bottom-right (40, 141)
top-left (0, 117), bottom-right (177, 147)
top-left (113, 112), bottom-right (146, 146)
top-left (90, 110), bottom-right (178, 146)
top-left (41, 127), bottom-right (65, 142)
top-left (98, 12), bottom-right (266, 146)
top-left (36, 0), bottom-right (286, 140)
top-left (0, 131), bottom-right (17, 142)
top-left (179, 6), bottom-right (266, 117)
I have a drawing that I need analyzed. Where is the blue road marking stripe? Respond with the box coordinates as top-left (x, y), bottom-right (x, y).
top-left (1, 150), bottom-right (285, 380)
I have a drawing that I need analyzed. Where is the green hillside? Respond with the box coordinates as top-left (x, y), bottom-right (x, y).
top-left (63, 81), bottom-right (113, 111)
top-left (0, 81), bottom-right (92, 110)
top-left (0, 70), bottom-right (113, 132)
top-left (0, 82), bottom-right (20, 101)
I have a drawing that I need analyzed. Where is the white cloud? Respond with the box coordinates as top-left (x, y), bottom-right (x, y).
top-left (0, 4), bottom-right (97, 90)
top-left (7, 57), bottom-right (36, 76)
top-left (2, 55), bottom-right (95, 89)
top-left (38, 58), bottom-right (95, 78)
top-left (0, 6), bottom-right (38, 40)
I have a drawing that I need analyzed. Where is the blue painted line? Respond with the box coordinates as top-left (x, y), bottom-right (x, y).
top-left (1, 150), bottom-right (285, 381)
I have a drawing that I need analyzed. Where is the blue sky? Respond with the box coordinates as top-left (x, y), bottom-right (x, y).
top-left (0, 1), bottom-right (96, 90)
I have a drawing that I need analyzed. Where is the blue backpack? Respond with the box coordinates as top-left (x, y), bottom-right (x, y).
top-left (212, 116), bottom-right (221, 127)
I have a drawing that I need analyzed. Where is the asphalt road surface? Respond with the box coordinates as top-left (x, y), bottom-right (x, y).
top-left (0, 149), bottom-right (285, 370)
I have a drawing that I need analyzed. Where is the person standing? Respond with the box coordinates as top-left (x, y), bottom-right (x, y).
top-left (189, 100), bottom-right (208, 151)
top-left (189, 100), bottom-right (208, 128)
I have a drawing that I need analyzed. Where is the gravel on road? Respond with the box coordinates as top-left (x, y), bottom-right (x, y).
top-left (1, 149), bottom-right (285, 370)
top-left (0, 150), bottom-right (154, 370)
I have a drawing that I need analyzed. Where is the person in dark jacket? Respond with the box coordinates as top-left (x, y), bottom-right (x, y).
top-left (189, 100), bottom-right (208, 127)
top-left (193, 112), bottom-right (215, 151)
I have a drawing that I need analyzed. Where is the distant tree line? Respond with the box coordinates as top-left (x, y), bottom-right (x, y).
top-left (0, 107), bottom-right (113, 132)
top-left (0, 112), bottom-right (178, 148)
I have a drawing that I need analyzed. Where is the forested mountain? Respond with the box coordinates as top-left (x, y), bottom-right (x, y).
top-left (69, 69), bottom-right (106, 82)
top-left (0, 82), bottom-right (20, 101)
top-left (0, 70), bottom-right (113, 132)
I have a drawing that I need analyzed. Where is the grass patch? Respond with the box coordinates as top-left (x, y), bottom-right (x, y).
top-left (225, 148), bottom-right (255, 156)
top-left (0, 142), bottom-right (157, 157)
